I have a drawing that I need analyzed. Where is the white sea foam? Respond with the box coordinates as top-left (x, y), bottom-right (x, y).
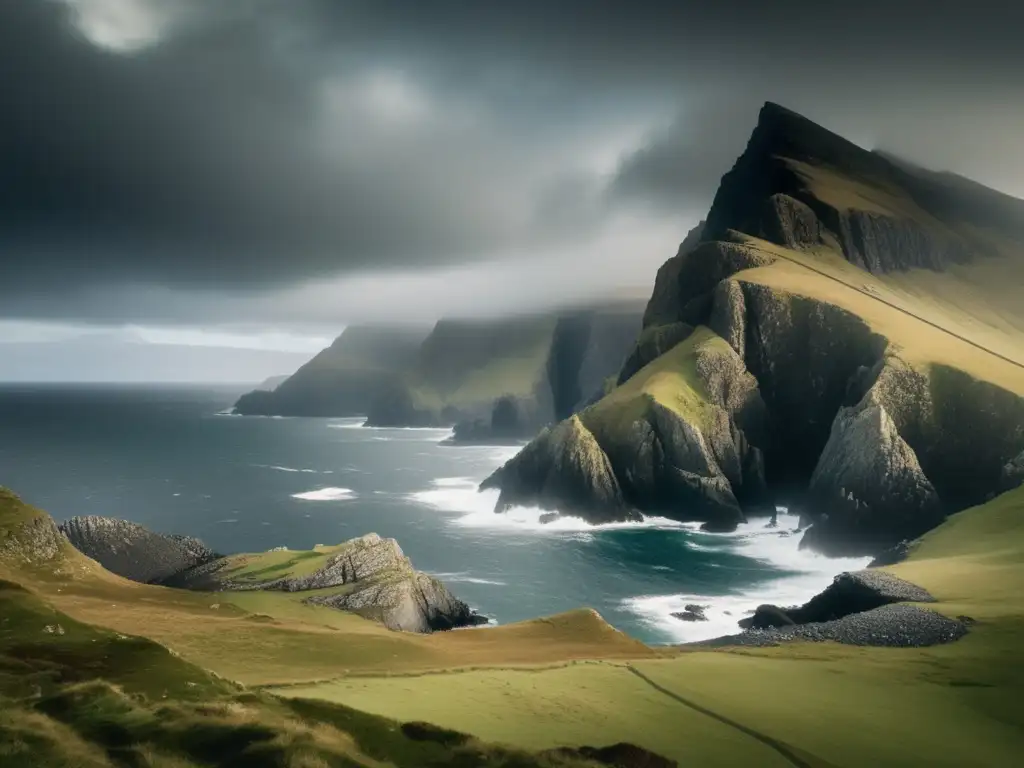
top-left (255, 464), bottom-right (320, 474)
top-left (327, 418), bottom-right (454, 440)
top-left (621, 518), bottom-right (872, 644)
top-left (410, 476), bottom-right (695, 533)
top-left (291, 487), bottom-right (357, 502)
top-left (430, 571), bottom-right (507, 586)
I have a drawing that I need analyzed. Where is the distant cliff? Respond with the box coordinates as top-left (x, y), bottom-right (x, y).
top-left (365, 302), bottom-right (644, 438)
top-left (484, 102), bottom-right (1024, 554)
top-left (233, 324), bottom-right (430, 417)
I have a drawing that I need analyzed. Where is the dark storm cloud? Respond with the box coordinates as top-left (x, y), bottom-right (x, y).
top-left (2, 0), bottom-right (1022, 324)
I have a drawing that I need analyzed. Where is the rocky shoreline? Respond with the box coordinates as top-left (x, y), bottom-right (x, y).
top-left (690, 567), bottom-right (971, 649)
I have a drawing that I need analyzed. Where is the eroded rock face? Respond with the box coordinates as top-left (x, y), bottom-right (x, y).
top-left (759, 193), bottom-right (824, 249)
top-left (482, 416), bottom-right (633, 524)
top-left (800, 393), bottom-right (943, 556)
top-left (739, 282), bottom-right (889, 489)
top-left (643, 240), bottom-right (774, 329)
top-left (60, 516), bottom-right (218, 584)
top-left (307, 570), bottom-right (481, 633)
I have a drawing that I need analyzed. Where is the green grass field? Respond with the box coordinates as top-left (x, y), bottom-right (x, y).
top-left (268, 487), bottom-right (1024, 767)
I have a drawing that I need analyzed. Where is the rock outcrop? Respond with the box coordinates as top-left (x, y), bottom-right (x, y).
top-left (174, 532), bottom-right (485, 633)
top-left (483, 330), bottom-right (769, 528)
top-left (0, 489), bottom-right (65, 566)
top-left (482, 101), bottom-right (1024, 556)
top-left (60, 516), bottom-right (218, 584)
top-left (482, 416), bottom-right (634, 524)
top-left (800, 393), bottom-right (944, 556)
top-left (739, 570), bottom-right (935, 629)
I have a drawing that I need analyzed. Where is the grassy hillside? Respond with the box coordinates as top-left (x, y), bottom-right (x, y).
top-left (233, 324), bottom-right (429, 417)
top-left (1, 488), bottom-right (669, 766)
top-left (407, 315), bottom-right (558, 412)
top-left (270, 487), bottom-right (1024, 768)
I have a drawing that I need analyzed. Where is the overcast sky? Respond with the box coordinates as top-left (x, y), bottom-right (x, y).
top-left (2, 0), bottom-right (1022, 381)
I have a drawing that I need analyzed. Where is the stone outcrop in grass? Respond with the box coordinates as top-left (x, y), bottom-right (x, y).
top-left (59, 516), bottom-right (218, 585)
top-left (739, 569), bottom-right (935, 629)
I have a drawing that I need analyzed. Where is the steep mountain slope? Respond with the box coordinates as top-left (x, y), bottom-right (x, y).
top-left (366, 302), bottom-right (644, 434)
top-left (485, 103), bottom-right (1024, 554)
top-left (232, 324), bottom-right (430, 416)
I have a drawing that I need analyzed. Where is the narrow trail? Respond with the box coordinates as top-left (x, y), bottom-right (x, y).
top-left (624, 665), bottom-right (814, 768)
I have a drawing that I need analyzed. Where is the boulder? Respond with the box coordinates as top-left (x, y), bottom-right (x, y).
top-left (307, 570), bottom-right (484, 633)
top-left (671, 604), bottom-right (708, 622)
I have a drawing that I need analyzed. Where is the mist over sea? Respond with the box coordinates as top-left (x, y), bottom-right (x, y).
top-left (0, 384), bottom-right (868, 644)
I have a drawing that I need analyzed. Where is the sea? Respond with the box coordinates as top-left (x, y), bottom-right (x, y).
top-left (0, 384), bottom-right (870, 645)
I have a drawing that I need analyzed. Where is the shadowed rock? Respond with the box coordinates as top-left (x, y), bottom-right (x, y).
top-left (739, 569), bottom-right (935, 629)
top-left (60, 516), bottom-right (218, 584)
top-left (800, 392), bottom-right (943, 556)
top-left (482, 416), bottom-right (634, 524)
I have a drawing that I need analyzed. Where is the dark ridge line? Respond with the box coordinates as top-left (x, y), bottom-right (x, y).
top-left (624, 665), bottom-right (814, 768)
top-left (746, 242), bottom-right (1024, 372)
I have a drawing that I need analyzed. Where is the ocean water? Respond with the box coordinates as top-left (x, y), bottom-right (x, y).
top-left (0, 384), bottom-right (869, 644)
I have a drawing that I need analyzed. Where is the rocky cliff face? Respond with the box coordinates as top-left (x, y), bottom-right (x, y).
top-left (374, 303), bottom-right (643, 439)
top-left (59, 516), bottom-right (219, 584)
top-left (482, 102), bottom-right (1024, 556)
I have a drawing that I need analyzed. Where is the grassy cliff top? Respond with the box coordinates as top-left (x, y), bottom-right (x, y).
top-left (730, 236), bottom-right (1024, 396)
top-left (581, 326), bottom-right (724, 437)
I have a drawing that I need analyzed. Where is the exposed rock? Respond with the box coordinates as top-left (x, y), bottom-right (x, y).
top-left (708, 279), bottom-right (746, 359)
top-left (643, 241), bottom-right (775, 329)
top-left (869, 357), bottom-right (1024, 511)
top-left (740, 570), bottom-right (935, 629)
top-left (708, 604), bottom-right (969, 649)
top-left (173, 532), bottom-right (485, 634)
top-left (672, 604), bottom-right (708, 622)
top-left (868, 539), bottom-right (915, 567)
top-left (800, 392), bottom-right (944, 556)
top-left (0, 489), bottom-right (65, 569)
top-left (60, 516), bottom-right (218, 584)
top-left (307, 570), bottom-right (483, 633)
top-left (738, 282), bottom-right (889, 489)
top-left (738, 604), bottom-right (796, 630)
top-left (481, 416), bottom-right (634, 524)
top-left (759, 193), bottom-right (824, 249)
top-left (1002, 451), bottom-right (1024, 492)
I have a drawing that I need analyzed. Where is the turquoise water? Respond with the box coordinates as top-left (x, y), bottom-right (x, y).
top-left (0, 384), bottom-right (868, 644)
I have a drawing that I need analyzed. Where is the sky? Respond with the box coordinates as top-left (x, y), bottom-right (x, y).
top-left (1, 0), bottom-right (1022, 381)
